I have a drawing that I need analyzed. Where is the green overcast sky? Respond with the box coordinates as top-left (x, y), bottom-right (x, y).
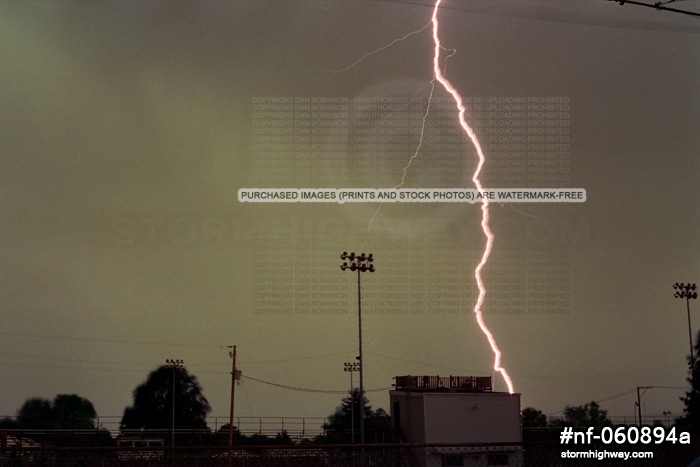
top-left (1, 0), bottom-right (699, 429)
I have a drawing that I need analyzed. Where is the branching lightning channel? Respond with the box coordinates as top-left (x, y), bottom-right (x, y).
top-left (363, 49), bottom-right (460, 249)
top-left (314, 22), bottom-right (432, 73)
top-left (363, 80), bottom-right (435, 244)
top-left (431, 0), bottom-right (515, 394)
top-left (363, 45), bottom-right (457, 243)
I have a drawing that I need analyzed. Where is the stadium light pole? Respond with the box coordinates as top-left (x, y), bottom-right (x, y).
top-left (674, 283), bottom-right (698, 373)
top-left (165, 359), bottom-right (184, 448)
top-left (340, 251), bottom-right (375, 445)
top-left (344, 361), bottom-right (360, 443)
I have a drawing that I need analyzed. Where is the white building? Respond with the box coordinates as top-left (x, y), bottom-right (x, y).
top-left (390, 375), bottom-right (523, 467)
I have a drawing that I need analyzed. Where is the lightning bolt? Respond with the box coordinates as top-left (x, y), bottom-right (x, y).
top-left (331, 0), bottom-right (515, 393)
top-left (431, 0), bottom-right (515, 394)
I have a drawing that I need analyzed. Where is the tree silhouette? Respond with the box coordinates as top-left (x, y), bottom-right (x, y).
top-left (17, 398), bottom-right (54, 429)
top-left (522, 407), bottom-right (547, 428)
top-left (521, 406), bottom-right (554, 443)
top-left (14, 394), bottom-right (108, 446)
top-left (550, 401), bottom-right (612, 428)
top-left (120, 365), bottom-right (211, 442)
top-left (321, 389), bottom-right (389, 443)
top-left (17, 394), bottom-right (97, 430)
top-left (677, 330), bottom-right (700, 432)
top-left (53, 394), bottom-right (97, 430)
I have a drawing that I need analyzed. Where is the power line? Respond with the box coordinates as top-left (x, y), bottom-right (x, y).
top-left (610, 0), bottom-right (700, 17)
top-left (0, 350), bottom-right (154, 368)
top-left (0, 357), bottom-right (393, 396)
top-left (0, 332), bottom-right (357, 366)
top-left (545, 389), bottom-right (638, 416)
top-left (379, 0), bottom-right (700, 32)
top-left (365, 350), bottom-right (476, 373)
top-left (242, 351), bottom-right (354, 365)
top-left (0, 331), bottom-right (222, 348)
top-left (0, 361), bottom-right (147, 373)
top-left (242, 374), bottom-right (392, 395)
top-left (513, 363), bottom-right (683, 380)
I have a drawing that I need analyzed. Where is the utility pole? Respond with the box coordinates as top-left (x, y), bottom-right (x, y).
top-left (228, 345), bottom-right (239, 467)
top-left (636, 386), bottom-right (651, 425)
top-left (340, 251), bottom-right (375, 446)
